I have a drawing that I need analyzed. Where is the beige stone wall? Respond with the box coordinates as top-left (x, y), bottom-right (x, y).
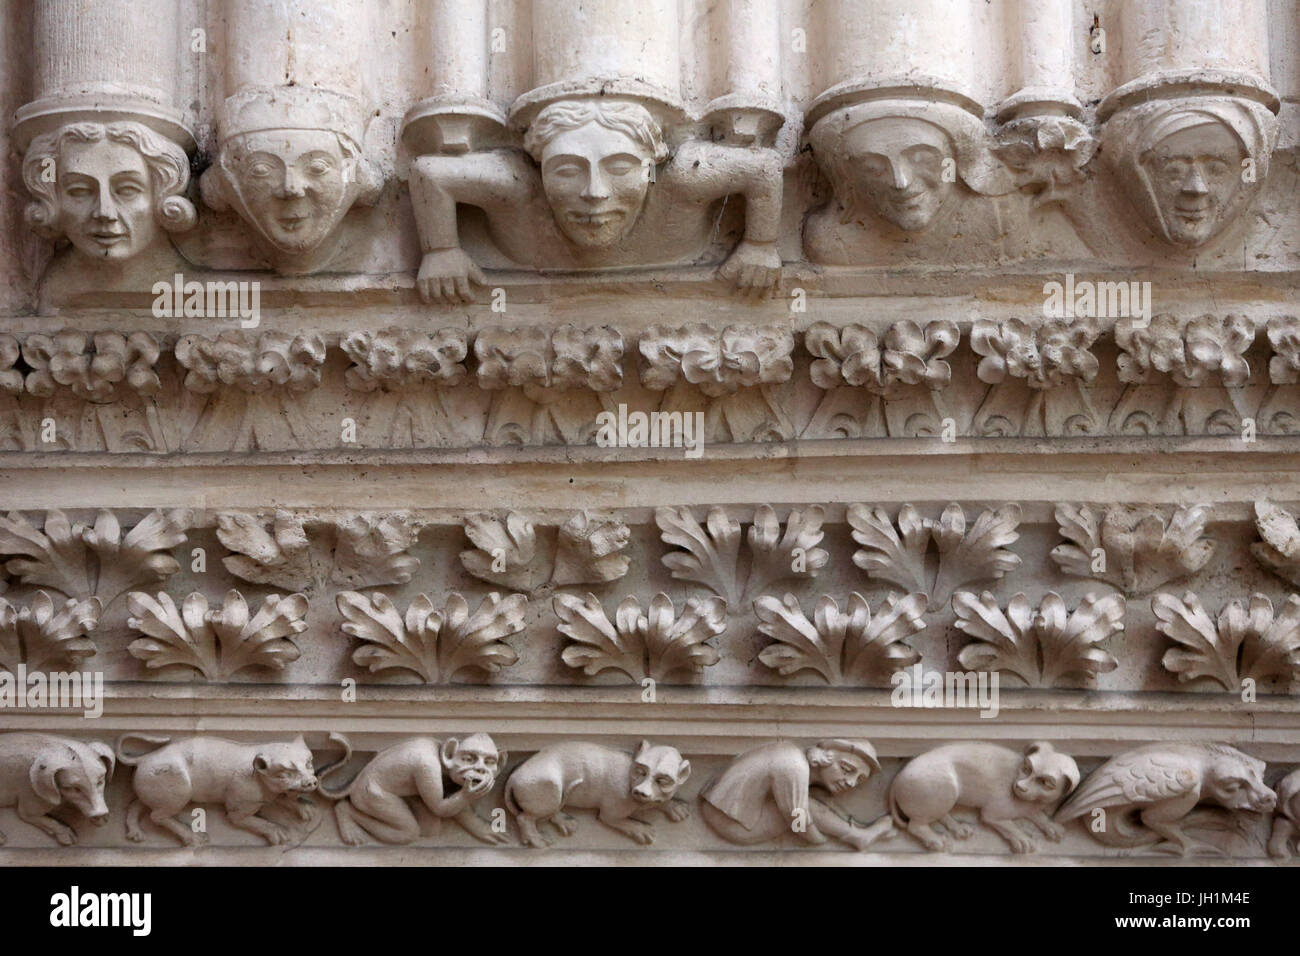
top-left (1, 0), bottom-right (1298, 863)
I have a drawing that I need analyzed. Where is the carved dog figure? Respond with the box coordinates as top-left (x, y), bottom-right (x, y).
top-left (890, 742), bottom-right (1079, 853)
top-left (1268, 768), bottom-right (1300, 858)
top-left (118, 734), bottom-right (318, 846)
top-left (1056, 742), bottom-right (1275, 855)
top-left (505, 740), bottom-right (690, 847)
top-left (317, 733), bottom-right (508, 846)
top-left (0, 733), bottom-right (114, 845)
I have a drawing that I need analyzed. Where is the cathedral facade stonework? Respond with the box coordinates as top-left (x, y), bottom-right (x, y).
top-left (1, 0), bottom-right (1299, 865)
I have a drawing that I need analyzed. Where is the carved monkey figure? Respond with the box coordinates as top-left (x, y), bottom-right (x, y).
top-left (318, 733), bottom-right (508, 846)
top-left (889, 742), bottom-right (1079, 853)
top-left (505, 740), bottom-right (691, 847)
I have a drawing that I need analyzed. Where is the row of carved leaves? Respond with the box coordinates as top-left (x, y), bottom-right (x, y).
top-left (4, 501), bottom-right (1300, 688)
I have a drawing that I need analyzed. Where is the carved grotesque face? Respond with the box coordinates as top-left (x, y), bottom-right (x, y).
top-left (629, 741), bottom-right (690, 804)
top-left (1141, 121), bottom-right (1244, 247)
top-left (1206, 758), bottom-right (1275, 813)
top-left (445, 734), bottom-right (503, 796)
top-left (1013, 743), bottom-right (1079, 805)
top-left (809, 747), bottom-right (871, 796)
top-left (56, 138), bottom-right (157, 260)
top-left (225, 130), bottom-right (354, 254)
top-left (253, 738), bottom-right (318, 794)
top-left (844, 117), bottom-right (953, 231)
top-left (540, 122), bottom-right (652, 247)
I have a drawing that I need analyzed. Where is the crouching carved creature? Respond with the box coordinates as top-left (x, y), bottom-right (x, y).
top-left (0, 733), bottom-right (114, 845)
top-left (889, 742), bottom-right (1079, 853)
top-left (318, 733), bottom-right (508, 846)
top-left (118, 734), bottom-right (318, 846)
top-left (505, 740), bottom-right (690, 848)
top-left (1056, 743), bottom-right (1275, 855)
top-left (1267, 768), bottom-right (1300, 859)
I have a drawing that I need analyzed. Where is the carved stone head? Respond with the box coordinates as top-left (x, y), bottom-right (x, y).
top-left (202, 88), bottom-right (382, 272)
top-left (1101, 96), bottom-right (1277, 248)
top-left (628, 740), bottom-right (690, 804)
top-left (22, 121), bottom-right (196, 260)
top-left (442, 734), bottom-right (504, 796)
top-left (810, 99), bottom-right (1009, 232)
top-left (523, 98), bottom-right (668, 248)
top-left (252, 735), bottom-right (318, 794)
top-left (807, 738), bottom-right (880, 796)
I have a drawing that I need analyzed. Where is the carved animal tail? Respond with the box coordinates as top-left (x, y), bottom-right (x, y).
top-left (1087, 807), bottom-right (1161, 849)
top-left (314, 732), bottom-right (357, 801)
top-left (115, 734), bottom-right (171, 766)
top-left (888, 788), bottom-right (907, 827)
top-left (503, 776), bottom-right (520, 817)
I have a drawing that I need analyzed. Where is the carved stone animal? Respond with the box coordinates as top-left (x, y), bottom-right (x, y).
top-left (889, 742), bottom-right (1079, 853)
top-left (118, 734), bottom-right (318, 846)
top-left (1056, 742), bottom-right (1275, 855)
top-left (1267, 768), bottom-right (1300, 858)
top-left (317, 733), bottom-right (508, 846)
top-left (505, 740), bottom-right (690, 847)
top-left (0, 733), bottom-right (114, 846)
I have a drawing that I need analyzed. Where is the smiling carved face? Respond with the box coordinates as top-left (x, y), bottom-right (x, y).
top-left (1142, 122), bottom-right (1244, 247)
top-left (539, 122), bottom-right (653, 248)
top-left (844, 117), bottom-right (954, 231)
top-left (225, 130), bottom-right (353, 254)
top-left (57, 138), bottom-right (157, 260)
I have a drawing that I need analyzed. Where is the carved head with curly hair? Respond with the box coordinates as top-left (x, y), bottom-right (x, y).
top-left (524, 98), bottom-right (668, 248)
top-left (22, 121), bottom-right (196, 261)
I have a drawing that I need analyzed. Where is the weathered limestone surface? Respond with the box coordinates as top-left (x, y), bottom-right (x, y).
top-left (1, 0), bottom-right (1299, 864)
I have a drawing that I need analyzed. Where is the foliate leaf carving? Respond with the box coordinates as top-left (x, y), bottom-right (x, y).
top-left (460, 512), bottom-right (538, 590)
top-left (217, 511), bottom-right (419, 591)
top-left (1267, 316), bottom-right (1300, 384)
top-left (1116, 314), bottom-right (1255, 387)
top-left (754, 591), bottom-right (926, 685)
top-left (0, 334), bottom-right (21, 395)
top-left (554, 592), bottom-right (726, 682)
top-left (337, 590), bottom-right (526, 682)
top-left (993, 114), bottom-right (1095, 204)
top-left (1153, 591), bottom-right (1300, 691)
top-left (551, 512), bottom-right (630, 586)
top-left (848, 503), bottom-right (1022, 607)
top-left (341, 328), bottom-right (468, 390)
top-left (953, 591), bottom-right (1124, 688)
top-left (639, 324), bottom-right (794, 396)
top-left (126, 589), bottom-right (306, 680)
top-left (475, 325), bottom-right (624, 392)
top-left (22, 331), bottom-right (162, 402)
top-left (655, 505), bottom-right (822, 606)
top-left (175, 331), bottom-right (326, 393)
top-left (1050, 503), bottom-right (1215, 596)
top-left (1252, 501), bottom-right (1300, 587)
top-left (0, 591), bottom-right (101, 673)
top-left (0, 509), bottom-right (188, 607)
top-left (805, 320), bottom-right (957, 392)
top-left (971, 318), bottom-right (1100, 388)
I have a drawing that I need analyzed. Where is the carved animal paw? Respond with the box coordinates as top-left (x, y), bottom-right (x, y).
top-left (182, 829), bottom-right (209, 847)
top-left (1006, 833), bottom-right (1038, 854)
top-left (553, 812), bottom-right (578, 837)
top-left (718, 240), bottom-right (781, 296)
top-left (51, 823), bottom-right (78, 846)
top-left (1041, 820), bottom-right (1066, 842)
top-left (918, 832), bottom-right (951, 853)
top-left (261, 824), bottom-right (291, 846)
top-left (664, 800), bottom-right (691, 822)
top-left (946, 819), bottom-right (975, 840)
top-left (125, 824), bottom-right (144, 843)
top-left (338, 823), bottom-right (368, 847)
top-left (619, 820), bottom-right (656, 845)
top-left (1268, 836), bottom-right (1294, 859)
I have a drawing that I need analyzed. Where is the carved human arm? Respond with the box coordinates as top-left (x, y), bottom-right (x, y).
top-left (665, 140), bottom-right (783, 294)
top-left (409, 151), bottom-right (538, 304)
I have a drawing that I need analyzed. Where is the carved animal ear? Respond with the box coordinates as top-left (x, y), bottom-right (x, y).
top-left (676, 760), bottom-right (691, 784)
top-left (88, 742), bottom-right (116, 781)
top-left (496, 749), bottom-right (508, 769)
top-left (636, 739), bottom-right (652, 757)
top-left (253, 754), bottom-right (270, 773)
top-left (1062, 764), bottom-right (1081, 795)
top-left (293, 734), bottom-right (306, 749)
top-left (441, 738), bottom-right (460, 764)
top-left (29, 758), bottom-right (63, 804)
top-left (1024, 742), bottom-right (1044, 758)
